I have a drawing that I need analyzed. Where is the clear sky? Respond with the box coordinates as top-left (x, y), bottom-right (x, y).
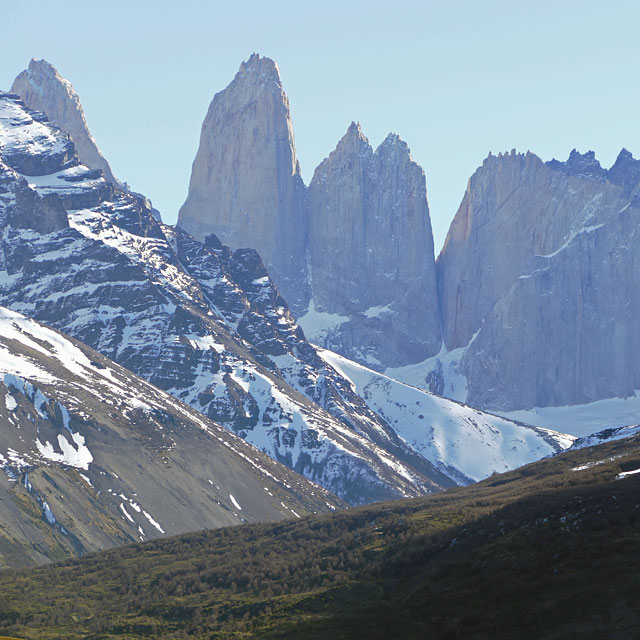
top-left (2, 0), bottom-right (639, 252)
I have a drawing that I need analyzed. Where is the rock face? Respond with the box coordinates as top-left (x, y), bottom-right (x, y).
top-left (177, 54), bottom-right (308, 313)
top-left (304, 123), bottom-right (441, 368)
top-left (436, 148), bottom-right (640, 410)
top-left (11, 58), bottom-right (120, 186)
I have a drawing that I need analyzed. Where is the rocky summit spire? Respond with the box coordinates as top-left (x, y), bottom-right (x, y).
top-left (11, 59), bottom-right (119, 186)
top-left (177, 53), bottom-right (308, 313)
top-left (303, 124), bottom-right (442, 368)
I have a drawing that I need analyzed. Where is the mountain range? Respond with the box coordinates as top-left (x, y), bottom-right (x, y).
top-left (177, 53), bottom-right (640, 418)
top-left (0, 68), bottom-right (572, 522)
top-left (0, 305), bottom-right (340, 567)
top-left (1, 53), bottom-right (639, 569)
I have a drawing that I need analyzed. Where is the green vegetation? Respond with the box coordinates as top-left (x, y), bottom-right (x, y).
top-left (1, 436), bottom-right (639, 639)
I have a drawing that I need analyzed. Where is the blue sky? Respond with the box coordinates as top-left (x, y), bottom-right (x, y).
top-left (2, 0), bottom-right (638, 251)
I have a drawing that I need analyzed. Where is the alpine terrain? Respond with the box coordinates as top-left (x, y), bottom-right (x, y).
top-left (434, 148), bottom-right (640, 412)
top-left (0, 67), bottom-right (573, 514)
top-left (11, 58), bottom-right (120, 187)
top-left (178, 54), bottom-right (640, 432)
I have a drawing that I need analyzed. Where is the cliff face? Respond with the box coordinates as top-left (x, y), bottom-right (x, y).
top-left (178, 56), bottom-right (442, 369)
top-left (304, 123), bottom-right (441, 368)
top-left (436, 149), bottom-right (640, 410)
top-left (11, 58), bottom-right (120, 186)
top-left (177, 54), bottom-right (308, 313)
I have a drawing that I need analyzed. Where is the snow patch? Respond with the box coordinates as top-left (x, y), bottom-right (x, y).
top-left (142, 509), bottom-right (165, 533)
top-left (4, 392), bottom-right (17, 411)
top-left (364, 304), bottom-right (391, 319)
top-left (384, 334), bottom-right (479, 404)
top-left (36, 432), bottom-right (93, 470)
top-left (297, 299), bottom-right (349, 343)
top-left (79, 473), bottom-right (92, 487)
top-left (616, 467), bottom-right (640, 480)
top-left (42, 501), bottom-right (56, 524)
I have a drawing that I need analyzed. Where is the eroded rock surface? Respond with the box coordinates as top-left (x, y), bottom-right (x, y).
top-left (436, 149), bottom-right (640, 410)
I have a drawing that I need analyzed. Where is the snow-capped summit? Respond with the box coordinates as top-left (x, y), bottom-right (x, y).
top-left (11, 58), bottom-right (120, 186)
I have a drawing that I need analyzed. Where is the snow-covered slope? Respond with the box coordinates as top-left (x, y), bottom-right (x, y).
top-left (498, 392), bottom-right (640, 438)
top-left (0, 91), bottom-right (453, 505)
top-left (0, 305), bottom-right (341, 567)
top-left (318, 349), bottom-right (574, 483)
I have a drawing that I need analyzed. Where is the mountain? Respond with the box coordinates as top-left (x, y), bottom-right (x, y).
top-left (177, 54), bottom-right (308, 313)
top-left (0, 90), bottom-right (457, 505)
top-left (0, 305), bottom-right (341, 567)
top-left (178, 54), bottom-right (442, 370)
top-left (571, 423), bottom-right (640, 450)
top-left (11, 58), bottom-right (120, 186)
top-left (303, 123), bottom-right (441, 369)
top-left (434, 148), bottom-right (640, 411)
top-left (1, 425), bottom-right (638, 638)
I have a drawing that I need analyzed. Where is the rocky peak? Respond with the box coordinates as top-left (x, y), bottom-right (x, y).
top-left (376, 132), bottom-right (408, 155)
top-left (439, 151), bottom-right (544, 262)
top-left (179, 55), bottom-right (442, 370)
top-left (25, 57), bottom-right (58, 80)
top-left (436, 143), bottom-right (640, 410)
top-left (547, 148), bottom-right (605, 181)
top-left (306, 122), bottom-right (441, 368)
top-left (177, 53), bottom-right (308, 313)
top-left (238, 53), bottom-right (282, 85)
top-left (339, 121), bottom-right (369, 150)
top-left (606, 147), bottom-right (640, 193)
top-left (11, 59), bottom-right (120, 186)
top-left (312, 122), bottom-right (372, 186)
top-left (374, 133), bottom-right (420, 179)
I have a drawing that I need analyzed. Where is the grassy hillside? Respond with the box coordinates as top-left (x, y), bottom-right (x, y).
top-left (0, 435), bottom-right (639, 639)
